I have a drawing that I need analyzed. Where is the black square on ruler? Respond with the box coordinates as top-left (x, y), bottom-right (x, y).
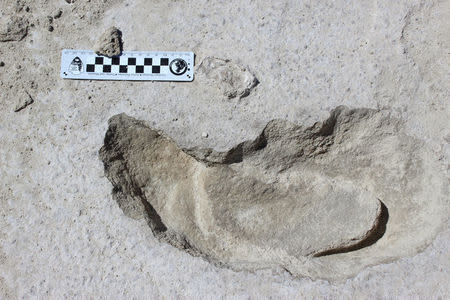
top-left (144, 58), bottom-right (152, 65)
top-left (136, 66), bottom-right (144, 73)
top-left (119, 65), bottom-right (128, 73)
top-left (86, 64), bottom-right (95, 72)
top-left (95, 57), bottom-right (103, 64)
top-left (103, 65), bottom-right (111, 73)
top-left (152, 66), bottom-right (160, 73)
top-left (160, 58), bottom-right (169, 66)
top-left (128, 57), bottom-right (136, 65)
top-left (112, 57), bottom-right (120, 65)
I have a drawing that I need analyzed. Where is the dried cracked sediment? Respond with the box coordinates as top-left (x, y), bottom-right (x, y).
top-left (99, 106), bottom-right (448, 280)
top-left (95, 26), bottom-right (123, 57)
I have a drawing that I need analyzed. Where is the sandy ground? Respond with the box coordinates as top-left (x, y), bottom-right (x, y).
top-left (0, 0), bottom-right (449, 298)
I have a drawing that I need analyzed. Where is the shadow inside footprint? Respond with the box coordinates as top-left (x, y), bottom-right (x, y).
top-left (314, 202), bottom-right (389, 257)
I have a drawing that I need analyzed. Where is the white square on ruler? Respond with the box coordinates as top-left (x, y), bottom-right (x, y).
top-left (136, 56), bottom-right (144, 65)
top-left (128, 65), bottom-right (136, 74)
top-left (144, 66), bottom-right (152, 74)
top-left (86, 56), bottom-right (95, 64)
top-left (95, 65), bottom-right (103, 73)
top-left (111, 65), bottom-right (120, 73)
top-left (120, 56), bottom-right (128, 65)
top-left (160, 66), bottom-right (169, 74)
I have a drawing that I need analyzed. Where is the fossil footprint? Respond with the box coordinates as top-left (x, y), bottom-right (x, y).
top-left (99, 107), bottom-right (448, 280)
top-left (197, 57), bottom-right (258, 99)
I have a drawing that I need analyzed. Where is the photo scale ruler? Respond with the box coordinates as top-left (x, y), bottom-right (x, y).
top-left (61, 49), bottom-right (194, 81)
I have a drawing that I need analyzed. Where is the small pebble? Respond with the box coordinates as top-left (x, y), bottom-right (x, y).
top-left (54, 9), bottom-right (63, 19)
top-left (48, 25), bottom-right (54, 32)
top-left (0, 62), bottom-right (5, 67)
top-left (201, 132), bottom-right (209, 138)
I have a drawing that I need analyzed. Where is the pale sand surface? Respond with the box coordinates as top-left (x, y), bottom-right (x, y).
top-left (0, 0), bottom-right (449, 298)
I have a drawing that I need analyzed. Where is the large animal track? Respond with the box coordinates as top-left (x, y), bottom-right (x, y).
top-left (99, 106), bottom-right (448, 280)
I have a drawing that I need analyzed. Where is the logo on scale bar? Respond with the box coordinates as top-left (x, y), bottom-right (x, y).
top-left (69, 57), bottom-right (83, 74)
top-left (169, 58), bottom-right (188, 75)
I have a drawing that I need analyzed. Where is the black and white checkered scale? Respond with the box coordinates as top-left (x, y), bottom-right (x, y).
top-left (85, 56), bottom-right (170, 74)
